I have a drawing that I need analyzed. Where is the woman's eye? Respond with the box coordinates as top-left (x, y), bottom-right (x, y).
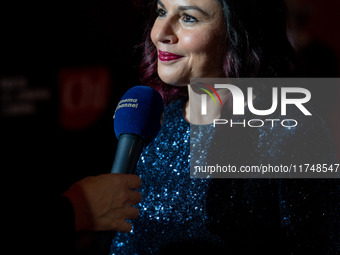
top-left (182, 14), bottom-right (198, 23)
top-left (156, 8), bottom-right (166, 17)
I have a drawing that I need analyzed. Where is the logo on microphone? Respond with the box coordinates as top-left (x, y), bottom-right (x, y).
top-left (198, 82), bottom-right (223, 115)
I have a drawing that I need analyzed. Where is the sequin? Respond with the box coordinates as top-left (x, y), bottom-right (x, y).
top-left (110, 99), bottom-right (339, 254)
top-left (110, 99), bottom-right (221, 254)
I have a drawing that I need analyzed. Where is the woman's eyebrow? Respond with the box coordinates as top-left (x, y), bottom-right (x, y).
top-left (157, 0), bottom-right (209, 16)
top-left (178, 6), bottom-right (209, 16)
top-left (157, 0), bottom-right (167, 10)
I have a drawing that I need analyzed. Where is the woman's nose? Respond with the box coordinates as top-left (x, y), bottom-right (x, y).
top-left (154, 18), bottom-right (178, 44)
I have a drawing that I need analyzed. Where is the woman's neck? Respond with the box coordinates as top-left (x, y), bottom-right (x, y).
top-left (184, 84), bottom-right (230, 125)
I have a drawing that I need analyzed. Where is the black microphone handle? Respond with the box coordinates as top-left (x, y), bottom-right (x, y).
top-left (111, 134), bottom-right (144, 174)
top-left (91, 134), bottom-right (143, 255)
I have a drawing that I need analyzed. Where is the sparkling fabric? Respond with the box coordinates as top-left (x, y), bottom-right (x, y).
top-left (110, 99), bottom-right (339, 255)
top-left (110, 99), bottom-right (221, 255)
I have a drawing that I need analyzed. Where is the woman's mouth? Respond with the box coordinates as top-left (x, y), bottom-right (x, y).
top-left (158, 50), bottom-right (184, 62)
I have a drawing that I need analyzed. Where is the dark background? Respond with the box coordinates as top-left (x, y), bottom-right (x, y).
top-left (0, 0), bottom-right (339, 253)
top-left (1, 0), bottom-right (149, 192)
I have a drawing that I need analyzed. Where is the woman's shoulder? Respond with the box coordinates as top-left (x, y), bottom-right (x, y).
top-left (258, 105), bottom-right (332, 142)
top-left (254, 105), bottom-right (338, 164)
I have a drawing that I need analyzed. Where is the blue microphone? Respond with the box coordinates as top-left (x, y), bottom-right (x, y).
top-left (111, 86), bottom-right (164, 174)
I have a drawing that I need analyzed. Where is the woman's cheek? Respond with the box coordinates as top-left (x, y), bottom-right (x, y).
top-left (183, 30), bottom-right (217, 58)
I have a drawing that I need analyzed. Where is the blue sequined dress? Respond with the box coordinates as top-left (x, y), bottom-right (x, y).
top-left (110, 99), bottom-right (339, 255)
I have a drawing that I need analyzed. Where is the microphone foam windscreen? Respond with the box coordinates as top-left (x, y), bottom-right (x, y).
top-left (114, 86), bottom-right (164, 144)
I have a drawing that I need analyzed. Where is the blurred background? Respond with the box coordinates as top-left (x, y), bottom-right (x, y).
top-left (0, 0), bottom-right (339, 245)
top-left (1, 0), bottom-right (149, 193)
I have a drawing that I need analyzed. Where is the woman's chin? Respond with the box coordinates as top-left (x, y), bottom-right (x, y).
top-left (158, 74), bottom-right (189, 87)
top-left (157, 65), bottom-right (190, 86)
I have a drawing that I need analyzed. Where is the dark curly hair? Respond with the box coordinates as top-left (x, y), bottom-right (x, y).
top-left (139, 0), bottom-right (295, 104)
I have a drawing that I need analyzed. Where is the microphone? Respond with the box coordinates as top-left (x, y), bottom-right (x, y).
top-left (111, 86), bottom-right (164, 174)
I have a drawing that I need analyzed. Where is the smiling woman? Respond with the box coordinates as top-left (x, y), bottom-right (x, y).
top-left (151, 0), bottom-right (226, 86)
top-left (140, 0), bottom-right (294, 104)
top-left (109, 0), bottom-right (339, 254)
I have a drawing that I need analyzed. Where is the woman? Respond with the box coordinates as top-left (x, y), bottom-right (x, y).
top-left (110, 0), bottom-right (338, 254)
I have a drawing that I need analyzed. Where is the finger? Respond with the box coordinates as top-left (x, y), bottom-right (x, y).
top-left (128, 190), bottom-right (142, 205)
top-left (126, 174), bottom-right (142, 189)
top-left (109, 206), bottom-right (139, 222)
top-left (125, 206), bottom-right (139, 220)
top-left (112, 220), bottom-right (132, 233)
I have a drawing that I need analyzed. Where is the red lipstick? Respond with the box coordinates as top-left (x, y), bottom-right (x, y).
top-left (158, 50), bottom-right (184, 62)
